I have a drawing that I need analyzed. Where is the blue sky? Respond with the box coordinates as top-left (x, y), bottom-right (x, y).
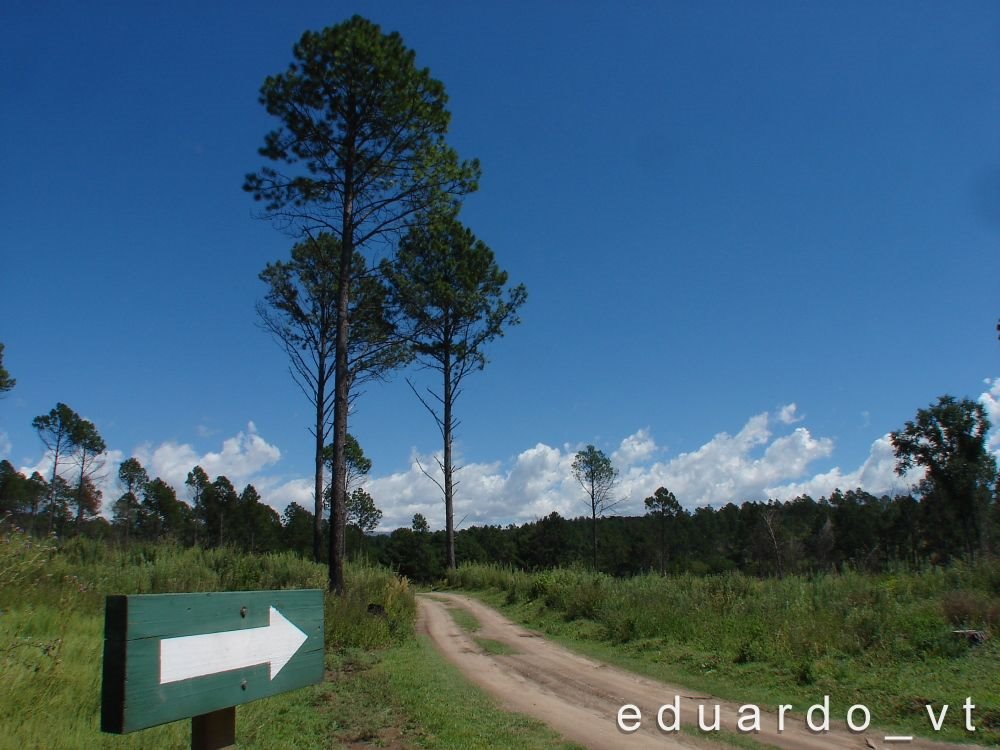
top-left (2, 1), bottom-right (999, 530)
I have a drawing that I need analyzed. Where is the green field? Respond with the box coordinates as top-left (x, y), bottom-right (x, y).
top-left (446, 562), bottom-right (1000, 745)
top-left (0, 525), bottom-right (576, 749)
top-left (7, 519), bottom-right (999, 748)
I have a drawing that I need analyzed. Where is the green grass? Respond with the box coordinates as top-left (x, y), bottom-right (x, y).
top-left (0, 525), bottom-right (590, 749)
top-left (0, 582), bottom-right (337, 749)
top-left (446, 604), bottom-right (481, 633)
top-left (325, 636), bottom-right (582, 749)
top-left (447, 562), bottom-right (1000, 745)
top-left (680, 725), bottom-right (783, 750)
top-left (10, 524), bottom-right (999, 747)
top-left (442, 602), bottom-right (518, 655)
top-left (0, 527), bottom-right (412, 749)
top-left (473, 637), bottom-right (517, 656)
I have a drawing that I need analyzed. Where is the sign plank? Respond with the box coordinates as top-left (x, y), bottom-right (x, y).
top-left (101, 589), bottom-right (324, 734)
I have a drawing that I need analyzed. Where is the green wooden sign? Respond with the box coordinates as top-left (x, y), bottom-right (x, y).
top-left (101, 589), bottom-right (324, 734)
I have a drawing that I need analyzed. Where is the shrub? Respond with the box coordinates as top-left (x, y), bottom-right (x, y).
top-left (941, 590), bottom-right (988, 628)
top-left (325, 561), bottom-right (415, 650)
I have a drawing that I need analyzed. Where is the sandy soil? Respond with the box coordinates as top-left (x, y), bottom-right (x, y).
top-left (417, 592), bottom-right (983, 750)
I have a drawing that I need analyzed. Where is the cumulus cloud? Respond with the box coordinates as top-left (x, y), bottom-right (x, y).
top-left (617, 410), bottom-right (834, 510)
top-left (254, 477), bottom-right (314, 518)
top-left (365, 449), bottom-right (515, 531)
top-left (777, 403), bottom-right (803, 425)
top-left (20, 422), bottom-right (283, 517)
top-left (360, 442), bottom-right (592, 532)
top-left (362, 379), bottom-right (1000, 530)
top-left (498, 443), bottom-right (581, 520)
top-left (613, 428), bottom-right (657, 466)
top-left (19, 447), bottom-right (125, 516)
top-left (759, 378), bottom-right (1000, 502)
top-left (12, 378), bottom-right (1000, 530)
top-left (364, 407), bottom-right (844, 530)
top-left (131, 441), bottom-right (200, 490)
top-left (766, 434), bottom-right (920, 500)
top-left (133, 421), bottom-right (281, 495)
top-left (980, 377), bottom-right (1000, 454)
top-left (132, 381), bottom-right (995, 528)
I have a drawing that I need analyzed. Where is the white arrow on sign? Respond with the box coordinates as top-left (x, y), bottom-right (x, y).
top-left (159, 606), bottom-right (308, 685)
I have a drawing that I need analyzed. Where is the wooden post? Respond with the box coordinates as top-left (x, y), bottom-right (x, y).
top-left (191, 707), bottom-right (235, 750)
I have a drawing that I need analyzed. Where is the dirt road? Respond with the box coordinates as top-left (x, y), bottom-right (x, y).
top-left (417, 593), bottom-right (982, 750)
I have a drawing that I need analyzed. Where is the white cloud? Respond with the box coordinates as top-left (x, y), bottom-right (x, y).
top-left (360, 381), bottom-right (1000, 528)
top-left (134, 421), bottom-right (281, 498)
top-left (360, 442), bottom-right (594, 532)
top-left (507, 443), bottom-right (581, 517)
top-left (766, 434), bottom-right (920, 500)
top-left (621, 409), bottom-right (833, 509)
top-left (20, 451), bottom-right (71, 484)
top-left (365, 449), bottom-right (516, 532)
top-left (777, 403), bottom-right (803, 425)
top-left (132, 441), bottom-right (200, 491)
top-left (20, 422), bottom-right (283, 518)
top-left (253, 477), bottom-right (315, 518)
top-left (763, 428), bottom-right (833, 478)
top-left (758, 378), bottom-right (1000, 502)
top-left (613, 428), bottom-right (657, 466)
top-left (979, 377), bottom-right (1000, 454)
top-left (363, 407), bottom-right (842, 529)
top-left (20, 447), bottom-right (125, 516)
top-left (12, 377), bottom-right (1000, 530)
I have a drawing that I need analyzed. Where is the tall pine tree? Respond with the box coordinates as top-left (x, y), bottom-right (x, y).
top-left (246, 16), bottom-right (478, 592)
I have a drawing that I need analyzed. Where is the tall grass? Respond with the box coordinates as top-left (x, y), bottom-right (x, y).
top-left (0, 523), bottom-right (415, 749)
top-left (324, 560), bottom-right (415, 650)
top-left (448, 562), bottom-right (1000, 742)
top-left (448, 562), bottom-right (1000, 663)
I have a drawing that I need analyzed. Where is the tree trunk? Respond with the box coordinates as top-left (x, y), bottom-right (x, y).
top-left (659, 513), bottom-right (666, 575)
top-left (591, 481), bottom-right (598, 571)
top-left (764, 510), bottom-right (784, 579)
top-left (328, 138), bottom-right (355, 596)
top-left (75, 463), bottom-right (85, 527)
top-left (47, 449), bottom-right (60, 536)
top-left (313, 398), bottom-right (324, 562)
top-left (443, 347), bottom-right (455, 570)
top-left (328, 288), bottom-right (350, 594)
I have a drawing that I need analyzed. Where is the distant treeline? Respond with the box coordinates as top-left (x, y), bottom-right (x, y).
top-left (370, 487), bottom-right (1000, 581)
top-left (4, 478), bottom-right (998, 585)
top-left (0, 459), bottom-right (293, 554)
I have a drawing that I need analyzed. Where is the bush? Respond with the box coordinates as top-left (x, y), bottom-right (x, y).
top-left (325, 561), bottom-right (415, 650)
top-left (0, 519), bottom-right (56, 592)
top-left (941, 589), bottom-right (989, 628)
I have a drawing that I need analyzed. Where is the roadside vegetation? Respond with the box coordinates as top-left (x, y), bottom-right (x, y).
top-left (0, 521), bottom-right (580, 749)
top-left (1, 525), bottom-right (328, 749)
top-left (447, 562), bottom-right (1000, 745)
